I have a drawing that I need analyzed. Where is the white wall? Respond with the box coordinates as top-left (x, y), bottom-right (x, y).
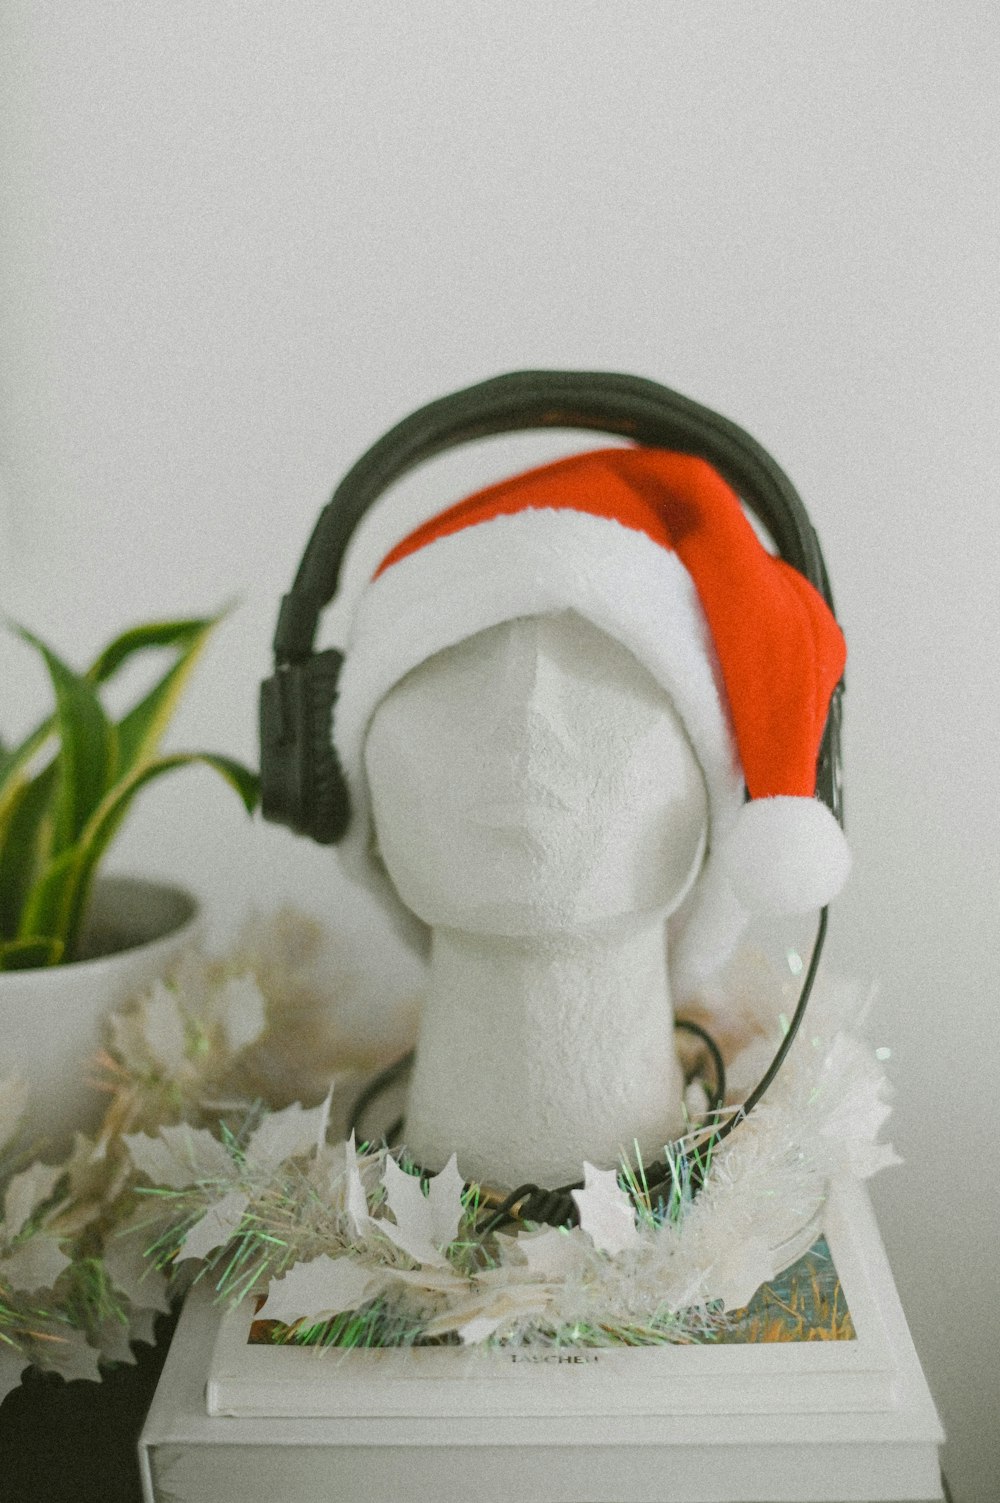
top-left (2, 5), bottom-right (997, 1495)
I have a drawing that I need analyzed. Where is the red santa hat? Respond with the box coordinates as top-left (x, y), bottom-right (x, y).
top-left (332, 446), bottom-right (849, 997)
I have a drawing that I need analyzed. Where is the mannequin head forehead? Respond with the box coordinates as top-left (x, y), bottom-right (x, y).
top-left (364, 611), bottom-right (708, 938)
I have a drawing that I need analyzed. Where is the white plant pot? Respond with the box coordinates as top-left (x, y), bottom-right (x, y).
top-left (0, 875), bottom-right (201, 1158)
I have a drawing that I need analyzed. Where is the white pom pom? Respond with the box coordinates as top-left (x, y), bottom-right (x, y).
top-left (721, 796), bottom-right (851, 915)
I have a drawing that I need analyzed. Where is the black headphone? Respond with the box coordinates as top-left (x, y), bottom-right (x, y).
top-left (260, 370), bottom-right (845, 1227)
top-left (260, 369), bottom-right (843, 848)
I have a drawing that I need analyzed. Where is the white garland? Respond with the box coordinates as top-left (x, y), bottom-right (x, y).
top-left (0, 914), bottom-right (898, 1393)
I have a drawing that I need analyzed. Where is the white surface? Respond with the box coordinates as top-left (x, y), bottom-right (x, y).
top-left (139, 1184), bottom-right (943, 1502)
top-left (368, 615), bottom-right (704, 1184)
top-left (2, 6), bottom-right (996, 1495)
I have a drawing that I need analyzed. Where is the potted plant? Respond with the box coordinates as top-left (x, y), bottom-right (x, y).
top-left (0, 614), bottom-right (258, 1151)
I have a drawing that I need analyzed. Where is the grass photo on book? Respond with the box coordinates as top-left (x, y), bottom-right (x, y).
top-left (714, 1237), bottom-right (855, 1344)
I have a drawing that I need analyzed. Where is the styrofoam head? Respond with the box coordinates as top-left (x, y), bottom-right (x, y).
top-left (364, 613), bottom-right (708, 937)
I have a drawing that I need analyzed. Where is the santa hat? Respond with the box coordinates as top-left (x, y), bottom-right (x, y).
top-left (332, 446), bottom-right (849, 998)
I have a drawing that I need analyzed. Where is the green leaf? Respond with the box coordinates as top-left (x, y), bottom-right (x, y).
top-left (12, 629), bottom-right (118, 854)
top-left (0, 615), bottom-right (220, 824)
top-left (86, 615), bottom-right (219, 687)
top-left (0, 718), bottom-right (56, 830)
top-left (0, 761), bottom-right (59, 939)
top-left (17, 845), bottom-right (83, 947)
top-left (59, 752), bottom-right (259, 959)
top-left (0, 937), bottom-right (64, 972)
top-left (1, 614), bottom-right (251, 964)
top-left (113, 618), bottom-right (219, 773)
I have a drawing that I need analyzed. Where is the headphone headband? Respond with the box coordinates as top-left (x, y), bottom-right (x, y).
top-left (262, 370), bottom-right (843, 843)
top-left (273, 370), bottom-right (836, 665)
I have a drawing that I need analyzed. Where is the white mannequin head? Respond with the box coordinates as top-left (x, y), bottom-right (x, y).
top-left (363, 610), bottom-right (710, 1183)
top-left (364, 611), bottom-right (709, 939)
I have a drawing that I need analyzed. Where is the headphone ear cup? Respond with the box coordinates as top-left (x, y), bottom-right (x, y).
top-left (815, 682), bottom-right (844, 828)
top-left (259, 649), bottom-right (350, 843)
top-left (305, 649), bottom-right (351, 843)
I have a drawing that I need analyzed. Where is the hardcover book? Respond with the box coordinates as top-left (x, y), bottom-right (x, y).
top-left (140, 1182), bottom-right (944, 1503)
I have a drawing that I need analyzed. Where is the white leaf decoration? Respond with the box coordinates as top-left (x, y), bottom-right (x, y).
top-left (422, 1280), bottom-right (555, 1344)
top-left (817, 1035), bottom-right (899, 1178)
top-left (425, 1154), bottom-right (466, 1247)
top-left (130, 1307), bottom-right (158, 1347)
top-left (244, 1100), bottom-right (330, 1177)
top-left (141, 983), bottom-right (188, 1072)
top-left (257, 1254), bottom-right (388, 1325)
top-left (379, 1158), bottom-right (444, 1267)
top-left (107, 1009), bottom-right (152, 1075)
top-left (456, 1314), bottom-right (507, 1345)
top-left (93, 1316), bottom-right (136, 1366)
top-left (379, 1155), bottom-right (464, 1268)
top-left (819, 1037), bottom-right (892, 1129)
top-left (571, 1163), bottom-right (640, 1257)
top-left (159, 1122), bottom-right (237, 1181)
top-left (64, 1130), bottom-right (106, 1194)
top-left (343, 1132), bottom-right (372, 1239)
top-left (314, 1083), bottom-right (335, 1158)
top-left (0, 1233), bottom-right (71, 1292)
top-left (178, 1190), bottom-right (250, 1262)
top-left (705, 1234), bottom-right (776, 1313)
top-left (0, 1075), bottom-right (28, 1155)
top-left (516, 1225), bottom-right (587, 1279)
top-left (219, 975), bottom-right (268, 1054)
top-left (103, 1225), bottom-right (171, 1313)
top-left (51, 1327), bottom-right (102, 1384)
top-left (390, 1265), bottom-right (470, 1294)
top-left (0, 1344), bottom-right (28, 1406)
top-left (124, 1124), bottom-right (233, 1189)
top-left (850, 1140), bottom-right (904, 1179)
top-left (3, 1161), bottom-right (64, 1243)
